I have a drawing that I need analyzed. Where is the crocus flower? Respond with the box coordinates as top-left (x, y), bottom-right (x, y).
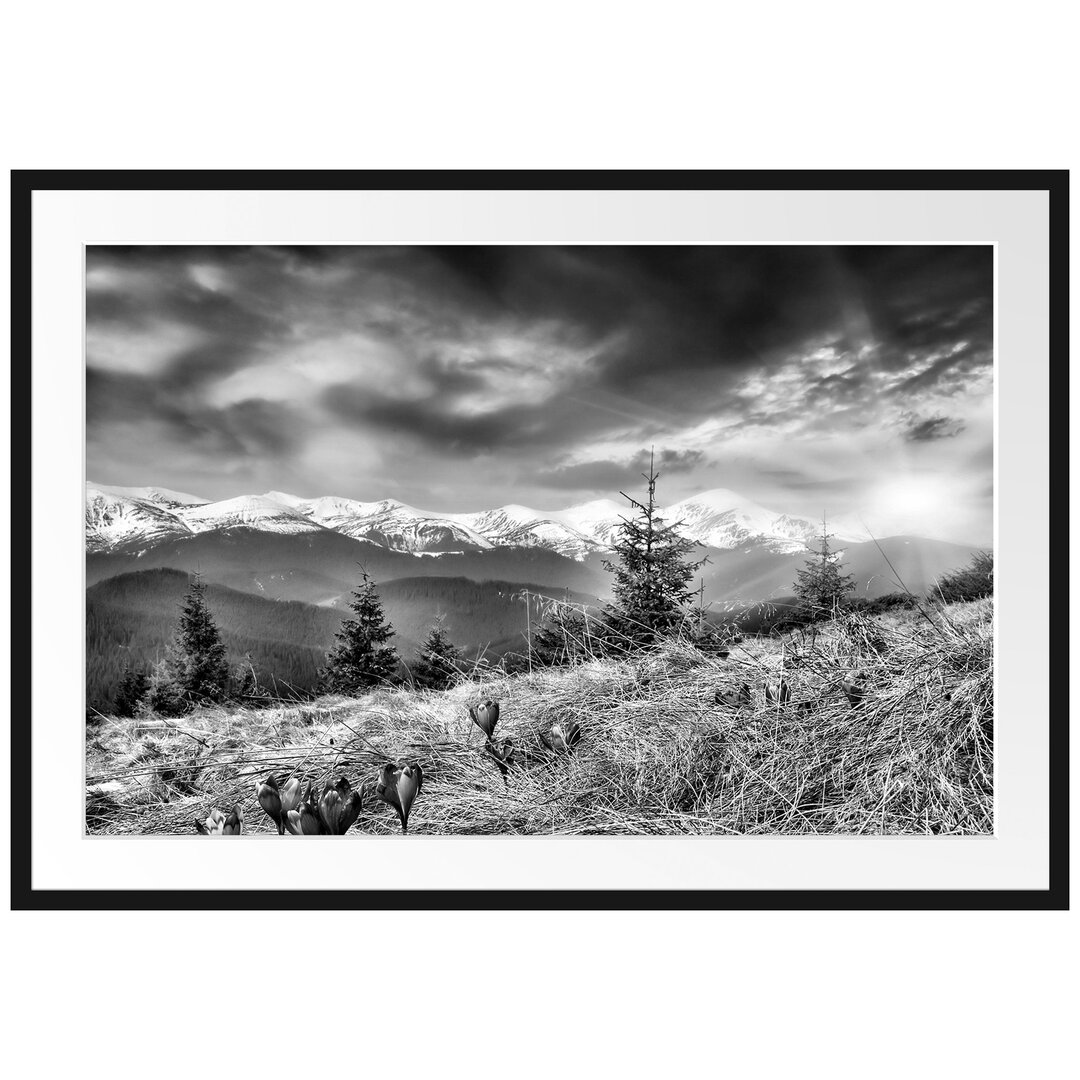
top-left (842, 674), bottom-right (866, 708)
top-left (285, 782), bottom-right (323, 835)
top-left (468, 700), bottom-right (500, 740)
top-left (375, 762), bottom-right (424, 834)
top-left (317, 777), bottom-right (364, 835)
top-left (484, 737), bottom-right (515, 782)
top-left (194, 808), bottom-right (227, 835)
top-left (256, 774), bottom-right (285, 834)
top-left (280, 777), bottom-right (304, 816)
top-left (765, 680), bottom-right (791, 705)
top-left (715, 683), bottom-right (752, 708)
top-left (221, 805), bottom-right (243, 835)
top-left (541, 721), bottom-right (581, 753)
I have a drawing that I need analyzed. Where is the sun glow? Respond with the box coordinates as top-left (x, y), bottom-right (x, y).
top-left (870, 476), bottom-right (953, 530)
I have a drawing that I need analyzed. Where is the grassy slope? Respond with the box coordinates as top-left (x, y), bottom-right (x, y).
top-left (86, 598), bottom-right (993, 836)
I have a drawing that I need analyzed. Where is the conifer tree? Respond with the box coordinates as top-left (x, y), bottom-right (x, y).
top-left (113, 666), bottom-right (150, 717)
top-left (321, 570), bottom-right (399, 693)
top-left (530, 598), bottom-right (591, 667)
top-left (412, 619), bottom-right (464, 690)
top-left (169, 574), bottom-right (230, 706)
top-left (794, 516), bottom-right (855, 621)
top-left (601, 453), bottom-right (704, 650)
top-left (932, 550), bottom-right (993, 603)
top-left (233, 652), bottom-right (268, 701)
top-left (143, 658), bottom-right (187, 717)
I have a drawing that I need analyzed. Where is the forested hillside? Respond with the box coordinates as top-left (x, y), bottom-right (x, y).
top-left (84, 528), bottom-right (611, 597)
top-left (377, 576), bottom-right (599, 657)
top-left (87, 569), bottom-right (345, 709)
top-left (87, 569), bottom-right (598, 711)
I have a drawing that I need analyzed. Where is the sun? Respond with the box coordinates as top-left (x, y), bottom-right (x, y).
top-left (872, 477), bottom-right (951, 523)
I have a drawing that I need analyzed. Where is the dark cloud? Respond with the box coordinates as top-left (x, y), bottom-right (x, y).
top-left (887, 342), bottom-right (991, 396)
top-left (320, 381), bottom-right (620, 456)
top-left (904, 415), bottom-right (967, 442)
top-left (571, 247), bottom-right (992, 399)
top-left (87, 368), bottom-right (304, 460)
top-left (759, 468), bottom-right (861, 492)
top-left (536, 449), bottom-right (705, 490)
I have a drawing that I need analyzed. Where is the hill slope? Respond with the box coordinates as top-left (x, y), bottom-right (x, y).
top-left (85, 528), bottom-right (611, 599)
top-left (87, 569), bottom-right (599, 710)
top-left (85, 523), bottom-right (977, 614)
top-left (87, 569), bottom-right (346, 708)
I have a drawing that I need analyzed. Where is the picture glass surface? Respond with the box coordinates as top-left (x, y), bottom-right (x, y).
top-left (84, 244), bottom-right (994, 838)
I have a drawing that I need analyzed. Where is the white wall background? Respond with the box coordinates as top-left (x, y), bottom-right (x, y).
top-left (1, 3), bottom-right (1075, 1078)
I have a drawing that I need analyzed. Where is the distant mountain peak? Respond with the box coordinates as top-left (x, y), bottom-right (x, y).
top-left (179, 494), bottom-right (328, 536)
top-left (259, 490), bottom-right (310, 508)
top-left (87, 481), bottom-right (208, 507)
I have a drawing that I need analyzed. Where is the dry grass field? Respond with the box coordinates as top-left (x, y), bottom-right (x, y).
top-left (85, 598), bottom-right (993, 836)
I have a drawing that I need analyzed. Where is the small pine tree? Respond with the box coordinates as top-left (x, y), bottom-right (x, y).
top-left (233, 652), bottom-right (268, 701)
top-left (142, 657), bottom-right (188, 717)
top-left (932, 550), bottom-right (993, 603)
top-left (601, 454), bottom-right (705, 651)
top-left (500, 650), bottom-right (531, 676)
top-left (169, 574), bottom-right (230, 706)
top-left (794, 516), bottom-right (854, 621)
top-left (530, 600), bottom-right (591, 667)
top-left (113, 666), bottom-right (150, 717)
top-left (412, 619), bottom-right (464, 690)
top-left (321, 569), bottom-right (399, 693)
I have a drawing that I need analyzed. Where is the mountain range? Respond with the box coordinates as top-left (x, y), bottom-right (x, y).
top-left (85, 481), bottom-right (982, 609)
top-left (85, 479), bottom-right (984, 605)
top-left (86, 482), bottom-right (867, 559)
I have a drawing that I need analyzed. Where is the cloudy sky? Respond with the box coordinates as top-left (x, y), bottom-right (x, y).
top-left (86, 244), bottom-right (993, 545)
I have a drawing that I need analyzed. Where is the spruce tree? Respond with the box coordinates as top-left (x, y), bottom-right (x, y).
top-left (144, 657), bottom-right (187, 717)
top-left (932, 550), bottom-right (993, 603)
top-left (321, 570), bottom-right (399, 693)
top-left (530, 600), bottom-right (590, 667)
top-left (169, 574), bottom-right (230, 706)
top-left (233, 652), bottom-right (268, 701)
top-left (601, 454), bottom-right (704, 651)
top-left (794, 516), bottom-right (855, 621)
top-left (113, 666), bottom-right (150, 717)
top-left (412, 619), bottom-right (464, 690)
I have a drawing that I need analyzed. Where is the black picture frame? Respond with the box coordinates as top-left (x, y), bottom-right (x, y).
top-left (9, 169), bottom-right (1069, 911)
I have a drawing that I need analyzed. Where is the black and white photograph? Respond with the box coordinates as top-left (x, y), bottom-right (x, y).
top-left (84, 243), bottom-right (995, 838)
top-left (3, 5), bottom-right (1072, 1074)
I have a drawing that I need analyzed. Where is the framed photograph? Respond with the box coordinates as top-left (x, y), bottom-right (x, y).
top-left (10, 170), bottom-right (1067, 910)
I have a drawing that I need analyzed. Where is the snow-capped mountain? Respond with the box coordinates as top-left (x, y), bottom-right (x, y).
top-left (85, 482), bottom-right (866, 558)
top-left (554, 499), bottom-right (628, 548)
top-left (665, 489), bottom-right (866, 555)
top-left (251, 494), bottom-right (493, 552)
top-left (457, 505), bottom-right (599, 560)
top-left (87, 483), bottom-right (208, 509)
top-left (324, 499), bottom-right (494, 553)
top-left (178, 494), bottom-right (329, 536)
top-left (86, 485), bottom-right (195, 553)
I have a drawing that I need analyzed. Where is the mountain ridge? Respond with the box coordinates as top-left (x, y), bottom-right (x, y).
top-left (86, 481), bottom-right (870, 559)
